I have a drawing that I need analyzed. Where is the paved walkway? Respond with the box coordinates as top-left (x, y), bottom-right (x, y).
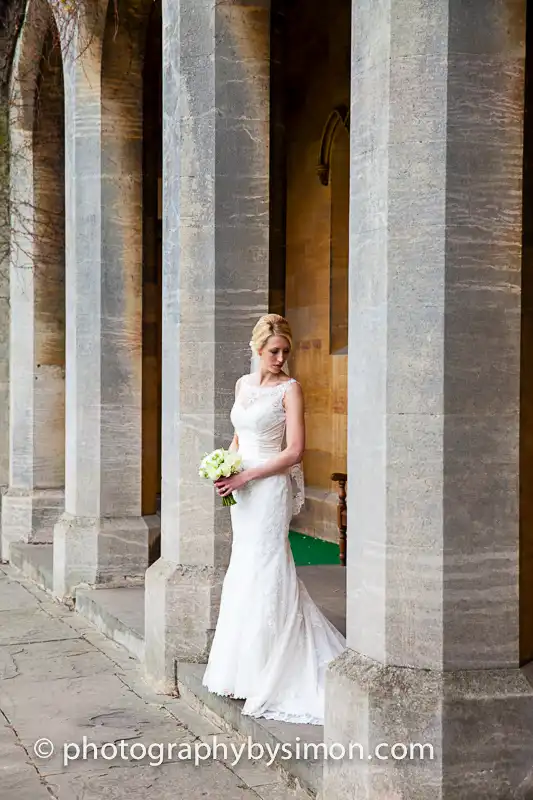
top-left (0, 564), bottom-right (307, 800)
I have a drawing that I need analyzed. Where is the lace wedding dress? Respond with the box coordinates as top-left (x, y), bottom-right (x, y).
top-left (202, 373), bottom-right (346, 725)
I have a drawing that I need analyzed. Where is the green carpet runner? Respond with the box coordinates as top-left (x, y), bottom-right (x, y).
top-left (289, 530), bottom-right (340, 566)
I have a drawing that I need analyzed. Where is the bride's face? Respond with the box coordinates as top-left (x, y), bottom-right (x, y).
top-left (260, 335), bottom-right (291, 374)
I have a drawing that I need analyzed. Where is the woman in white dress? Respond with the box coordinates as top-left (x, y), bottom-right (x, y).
top-left (202, 314), bottom-right (345, 725)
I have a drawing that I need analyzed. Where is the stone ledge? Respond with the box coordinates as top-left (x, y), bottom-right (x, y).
top-left (9, 542), bottom-right (54, 593)
top-left (75, 586), bottom-right (145, 661)
top-left (1, 488), bottom-right (64, 560)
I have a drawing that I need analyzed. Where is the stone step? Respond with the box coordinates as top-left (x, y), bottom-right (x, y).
top-left (9, 543), bottom-right (54, 593)
top-left (75, 586), bottom-right (145, 661)
top-left (176, 661), bottom-right (323, 797)
top-left (74, 582), bottom-right (332, 797)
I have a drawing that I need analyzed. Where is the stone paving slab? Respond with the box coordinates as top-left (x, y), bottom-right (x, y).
top-left (159, 697), bottom-right (225, 738)
top-left (0, 672), bottom-right (194, 775)
top-left (80, 629), bottom-right (140, 672)
top-left (1, 762), bottom-right (54, 800)
top-left (254, 784), bottom-right (306, 800)
top-left (36, 722), bottom-right (197, 778)
top-left (46, 760), bottom-right (262, 800)
top-left (0, 564), bottom-right (309, 800)
top-left (199, 732), bottom-right (286, 788)
top-left (0, 607), bottom-right (80, 646)
top-left (12, 576), bottom-right (72, 615)
top-left (0, 722), bottom-right (53, 800)
top-left (0, 721), bottom-right (31, 768)
top-left (0, 638), bottom-right (122, 682)
top-left (0, 576), bottom-right (40, 611)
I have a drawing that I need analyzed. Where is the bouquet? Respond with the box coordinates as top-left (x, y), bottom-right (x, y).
top-left (198, 448), bottom-right (243, 506)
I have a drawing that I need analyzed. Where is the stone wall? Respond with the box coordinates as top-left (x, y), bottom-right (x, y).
top-left (283, 0), bottom-right (350, 540)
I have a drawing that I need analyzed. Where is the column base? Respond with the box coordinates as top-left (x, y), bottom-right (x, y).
top-left (1, 488), bottom-right (64, 561)
top-left (323, 649), bottom-right (533, 800)
top-left (53, 512), bottom-right (160, 601)
top-left (143, 558), bottom-right (225, 693)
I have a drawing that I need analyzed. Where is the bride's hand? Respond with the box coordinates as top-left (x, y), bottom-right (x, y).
top-left (214, 471), bottom-right (250, 497)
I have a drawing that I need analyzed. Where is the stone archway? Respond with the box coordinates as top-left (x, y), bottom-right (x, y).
top-left (2, 0), bottom-right (65, 560)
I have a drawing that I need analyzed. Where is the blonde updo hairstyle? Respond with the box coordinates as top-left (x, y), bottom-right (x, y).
top-left (250, 314), bottom-right (293, 358)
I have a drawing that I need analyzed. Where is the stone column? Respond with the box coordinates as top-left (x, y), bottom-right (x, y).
top-left (323, 2), bottom-right (532, 799)
top-left (2, 6), bottom-right (65, 561)
top-left (0, 88), bottom-right (10, 546)
top-left (52, 2), bottom-right (159, 600)
top-left (144, 0), bottom-right (270, 691)
top-left (0, 0), bottom-right (25, 556)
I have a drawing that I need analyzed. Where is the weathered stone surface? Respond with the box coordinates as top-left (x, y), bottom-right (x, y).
top-left (324, 1), bottom-right (528, 798)
top-left (81, 629), bottom-right (140, 673)
top-left (345, 0), bottom-right (525, 671)
top-left (0, 607), bottom-right (79, 646)
top-left (0, 637), bottom-right (118, 682)
top-left (145, 559), bottom-right (226, 691)
top-left (46, 761), bottom-right (261, 800)
top-left (76, 587), bottom-right (145, 660)
top-left (9, 541), bottom-right (54, 592)
top-left (0, 566), bottom-right (299, 799)
top-left (53, 513), bottom-right (157, 600)
top-left (3, 0), bottom-right (66, 557)
top-left (49, 1), bottom-right (158, 598)
top-left (0, 723), bottom-right (52, 800)
top-left (0, 0), bottom-right (24, 509)
top-left (199, 731), bottom-right (288, 789)
top-left (144, 0), bottom-right (271, 686)
top-left (0, 572), bottom-right (39, 610)
top-left (2, 490), bottom-right (64, 559)
top-left (324, 649), bottom-right (533, 800)
top-left (0, 282), bottom-right (8, 504)
top-left (175, 661), bottom-right (324, 795)
top-left (253, 785), bottom-right (305, 800)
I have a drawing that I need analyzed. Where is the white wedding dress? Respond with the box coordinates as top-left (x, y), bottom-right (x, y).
top-left (202, 373), bottom-right (346, 725)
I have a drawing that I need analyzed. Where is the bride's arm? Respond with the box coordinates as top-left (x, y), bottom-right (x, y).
top-left (228, 377), bottom-right (243, 453)
top-left (244, 382), bottom-right (305, 481)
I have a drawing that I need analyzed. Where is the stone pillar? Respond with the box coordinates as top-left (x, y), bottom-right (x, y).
top-left (322, 2), bottom-right (532, 798)
top-left (0, 0), bottom-right (25, 557)
top-left (144, 0), bottom-right (270, 691)
top-left (2, 6), bottom-right (65, 561)
top-left (52, 1), bottom-right (159, 600)
top-left (0, 88), bottom-right (10, 548)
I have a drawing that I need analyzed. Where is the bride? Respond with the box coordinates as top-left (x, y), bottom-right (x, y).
top-left (202, 314), bottom-right (345, 724)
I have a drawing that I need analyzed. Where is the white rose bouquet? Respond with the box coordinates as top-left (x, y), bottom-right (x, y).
top-left (198, 448), bottom-right (243, 507)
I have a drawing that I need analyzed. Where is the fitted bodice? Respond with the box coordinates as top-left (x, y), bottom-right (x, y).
top-left (230, 374), bottom-right (297, 464)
